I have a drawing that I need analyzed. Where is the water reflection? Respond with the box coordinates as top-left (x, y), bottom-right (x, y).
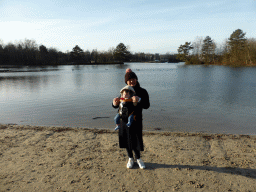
top-left (0, 63), bottom-right (256, 135)
top-left (0, 75), bottom-right (49, 91)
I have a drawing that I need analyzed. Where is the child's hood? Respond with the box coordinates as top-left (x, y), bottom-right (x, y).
top-left (120, 85), bottom-right (135, 94)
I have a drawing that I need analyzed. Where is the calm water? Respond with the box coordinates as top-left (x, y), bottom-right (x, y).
top-left (0, 63), bottom-right (256, 135)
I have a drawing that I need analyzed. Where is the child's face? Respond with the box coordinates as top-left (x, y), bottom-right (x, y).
top-left (121, 90), bottom-right (131, 98)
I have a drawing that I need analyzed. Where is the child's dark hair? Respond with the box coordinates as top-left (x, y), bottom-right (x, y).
top-left (121, 89), bottom-right (134, 96)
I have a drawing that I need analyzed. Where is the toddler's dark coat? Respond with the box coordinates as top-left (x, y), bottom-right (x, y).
top-left (117, 100), bottom-right (136, 122)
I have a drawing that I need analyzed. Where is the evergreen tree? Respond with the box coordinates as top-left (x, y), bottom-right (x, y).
top-left (71, 45), bottom-right (84, 61)
top-left (39, 45), bottom-right (49, 65)
top-left (84, 50), bottom-right (91, 63)
top-left (228, 29), bottom-right (246, 50)
top-left (0, 44), bottom-right (4, 64)
top-left (227, 29), bottom-right (247, 64)
top-left (202, 36), bottom-right (215, 64)
top-left (48, 48), bottom-right (59, 65)
top-left (113, 43), bottom-right (131, 62)
top-left (177, 42), bottom-right (193, 62)
top-left (91, 49), bottom-right (98, 63)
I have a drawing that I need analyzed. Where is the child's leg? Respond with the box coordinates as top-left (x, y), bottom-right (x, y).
top-left (126, 114), bottom-right (134, 127)
top-left (114, 114), bottom-right (121, 124)
top-left (114, 114), bottom-right (121, 130)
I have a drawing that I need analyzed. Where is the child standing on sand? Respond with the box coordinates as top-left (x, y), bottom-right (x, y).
top-left (114, 85), bottom-right (137, 131)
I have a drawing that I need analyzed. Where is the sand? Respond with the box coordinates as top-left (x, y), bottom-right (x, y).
top-left (0, 124), bottom-right (255, 192)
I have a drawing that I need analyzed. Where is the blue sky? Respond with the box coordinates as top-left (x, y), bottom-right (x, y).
top-left (1, 0), bottom-right (255, 54)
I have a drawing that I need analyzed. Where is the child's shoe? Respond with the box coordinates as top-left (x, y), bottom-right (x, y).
top-left (127, 158), bottom-right (134, 169)
top-left (114, 125), bottom-right (120, 131)
top-left (126, 122), bottom-right (132, 127)
top-left (137, 158), bottom-right (145, 169)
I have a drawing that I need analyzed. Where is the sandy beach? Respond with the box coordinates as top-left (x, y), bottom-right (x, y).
top-left (0, 124), bottom-right (255, 191)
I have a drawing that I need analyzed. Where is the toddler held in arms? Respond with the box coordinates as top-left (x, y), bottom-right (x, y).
top-left (114, 85), bottom-right (138, 131)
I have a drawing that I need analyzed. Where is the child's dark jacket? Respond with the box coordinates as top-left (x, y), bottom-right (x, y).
top-left (118, 100), bottom-right (136, 122)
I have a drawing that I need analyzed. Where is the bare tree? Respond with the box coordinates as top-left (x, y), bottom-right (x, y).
top-left (192, 36), bottom-right (203, 61)
top-left (245, 38), bottom-right (256, 65)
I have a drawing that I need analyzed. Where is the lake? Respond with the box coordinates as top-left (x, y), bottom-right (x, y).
top-left (0, 63), bottom-right (256, 135)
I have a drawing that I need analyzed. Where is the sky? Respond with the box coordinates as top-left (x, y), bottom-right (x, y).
top-left (0, 0), bottom-right (256, 54)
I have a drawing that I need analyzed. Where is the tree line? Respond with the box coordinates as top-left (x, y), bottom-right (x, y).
top-left (0, 39), bottom-right (65, 66)
top-left (0, 40), bottom-right (180, 66)
top-left (177, 29), bottom-right (256, 67)
top-left (2, 28), bottom-right (253, 67)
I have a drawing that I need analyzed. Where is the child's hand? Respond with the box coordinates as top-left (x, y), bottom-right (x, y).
top-left (113, 97), bottom-right (120, 106)
top-left (132, 96), bottom-right (140, 103)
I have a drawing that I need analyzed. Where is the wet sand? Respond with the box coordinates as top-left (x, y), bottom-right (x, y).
top-left (0, 124), bottom-right (255, 191)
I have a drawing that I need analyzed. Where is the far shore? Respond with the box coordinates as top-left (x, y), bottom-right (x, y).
top-left (0, 62), bottom-right (124, 70)
top-left (0, 124), bottom-right (255, 191)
